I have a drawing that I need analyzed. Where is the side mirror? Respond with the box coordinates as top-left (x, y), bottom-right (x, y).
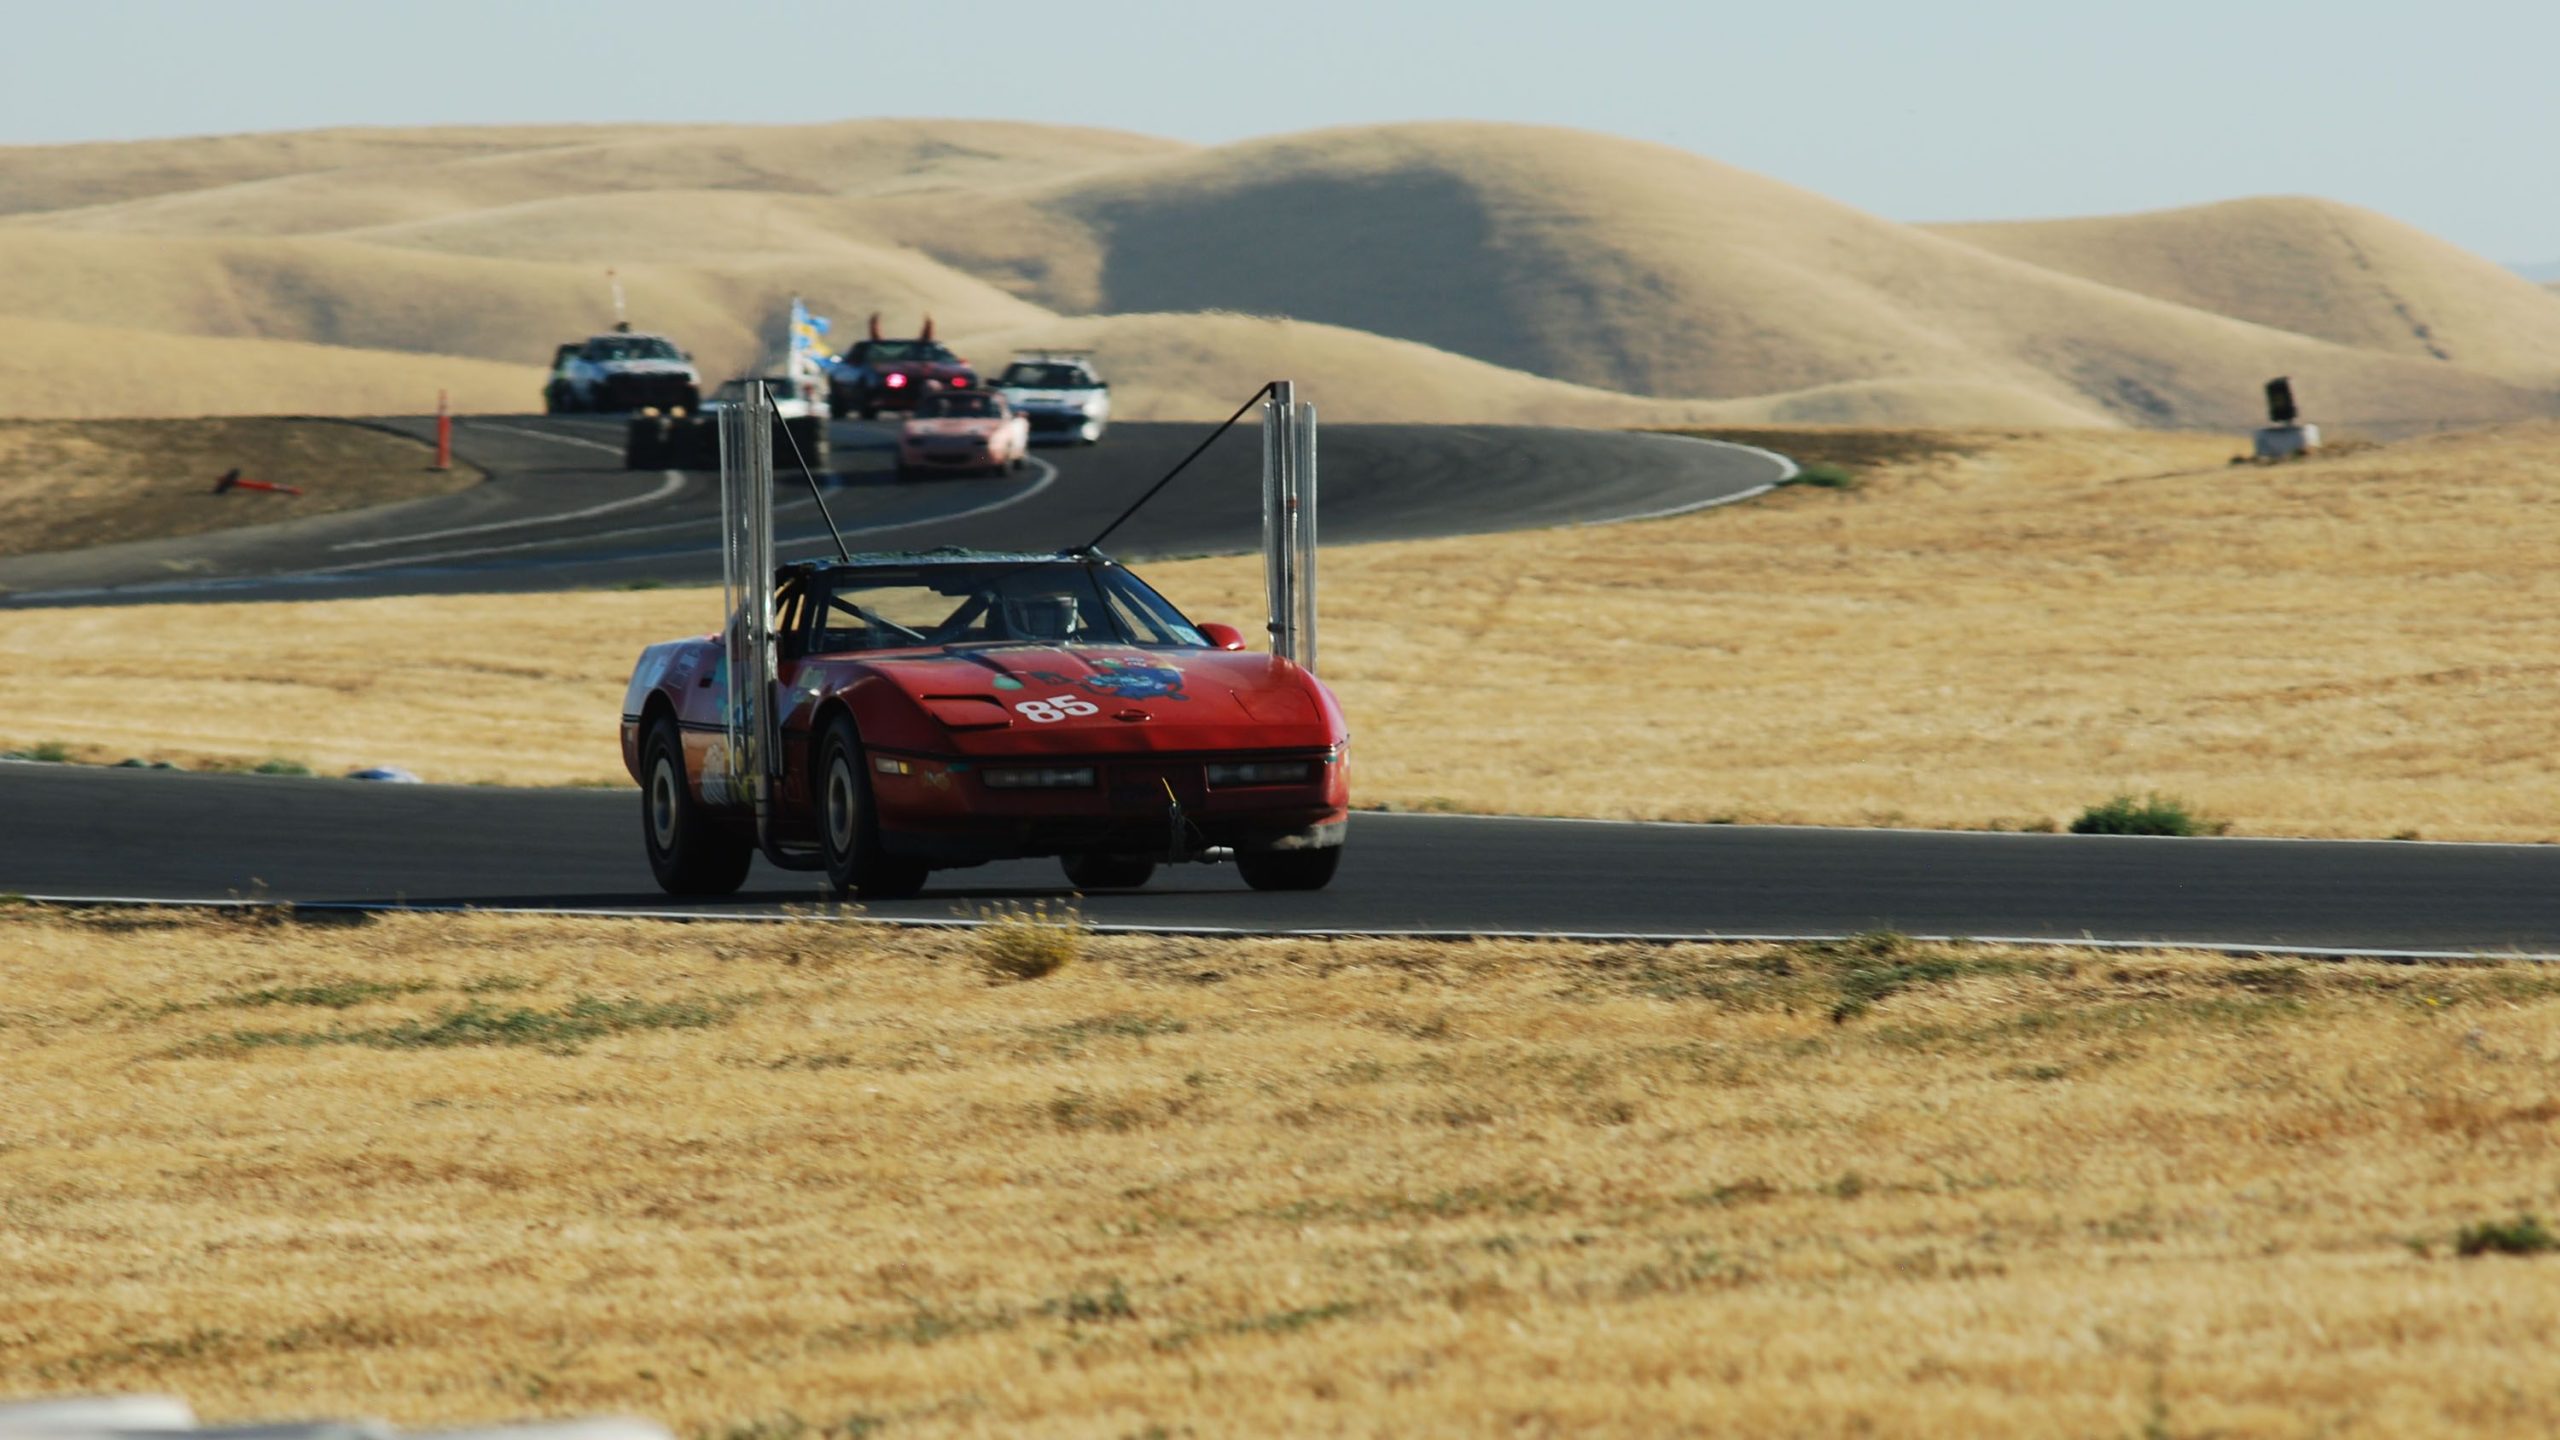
top-left (1197, 622), bottom-right (1247, 652)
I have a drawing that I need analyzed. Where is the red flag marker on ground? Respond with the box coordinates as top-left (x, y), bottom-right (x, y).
top-left (212, 467), bottom-right (303, 497)
top-left (434, 388), bottom-right (454, 471)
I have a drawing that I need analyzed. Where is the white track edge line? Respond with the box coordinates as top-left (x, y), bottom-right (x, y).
top-left (1567, 435), bottom-right (1797, 527)
top-left (470, 421), bottom-right (628, 456)
top-left (9, 895), bottom-right (2550, 962)
top-left (330, 470), bottom-right (686, 551)
top-left (833, 454), bottom-right (1059, 536)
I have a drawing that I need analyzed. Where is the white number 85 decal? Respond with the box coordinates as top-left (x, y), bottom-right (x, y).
top-left (1015, 693), bottom-right (1099, 723)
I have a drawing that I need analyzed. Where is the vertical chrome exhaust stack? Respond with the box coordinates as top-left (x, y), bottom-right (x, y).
top-left (1260, 381), bottom-right (1318, 672)
top-left (717, 383), bottom-right (778, 831)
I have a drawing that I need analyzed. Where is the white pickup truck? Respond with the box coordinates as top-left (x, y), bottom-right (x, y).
top-left (544, 329), bottom-right (702, 414)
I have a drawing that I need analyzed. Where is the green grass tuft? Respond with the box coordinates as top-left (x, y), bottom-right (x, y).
top-left (2456, 1213), bottom-right (2556, 1257)
top-left (1782, 462), bottom-right (1859, 490)
top-left (2070, 793), bottom-right (2225, 836)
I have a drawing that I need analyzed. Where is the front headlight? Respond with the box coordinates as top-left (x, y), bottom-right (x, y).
top-left (982, 766), bottom-right (1097, 789)
top-left (1206, 760), bottom-right (1316, 787)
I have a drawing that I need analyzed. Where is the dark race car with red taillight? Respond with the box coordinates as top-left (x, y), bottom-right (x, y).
top-left (822, 314), bottom-right (978, 420)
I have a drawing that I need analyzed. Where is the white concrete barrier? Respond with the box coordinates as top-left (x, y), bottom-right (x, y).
top-left (21, 1426), bottom-right (388, 1440)
top-left (0, 1407), bottom-right (666, 1440)
top-left (0, 1399), bottom-right (197, 1435)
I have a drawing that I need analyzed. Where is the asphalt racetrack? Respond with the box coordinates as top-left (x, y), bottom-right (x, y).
top-left (7, 764), bottom-right (2559, 955)
top-left (0, 414), bottom-right (1784, 605)
top-left (5, 413), bottom-right (2553, 955)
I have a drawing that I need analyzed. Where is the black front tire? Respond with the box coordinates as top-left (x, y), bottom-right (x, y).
top-left (1062, 851), bottom-right (1156, 890)
top-left (818, 716), bottom-right (928, 900)
top-left (1235, 847), bottom-right (1341, 892)
top-left (641, 721), bottom-right (753, 896)
top-left (625, 419), bottom-right (666, 470)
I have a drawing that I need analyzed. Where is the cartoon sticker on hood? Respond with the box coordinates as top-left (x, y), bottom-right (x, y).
top-left (1027, 656), bottom-right (1189, 703)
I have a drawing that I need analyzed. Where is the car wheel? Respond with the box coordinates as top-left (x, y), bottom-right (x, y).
top-left (1062, 851), bottom-right (1155, 890)
top-left (861, 403), bottom-right (880, 421)
top-left (818, 715), bottom-right (928, 900)
top-left (641, 720), bottom-right (753, 896)
top-left (1235, 846), bottom-right (1341, 892)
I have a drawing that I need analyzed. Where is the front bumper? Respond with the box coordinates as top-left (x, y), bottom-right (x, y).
top-left (1022, 409), bottom-right (1100, 437)
top-left (900, 443), bottom-right (1000, 470)
top-left (866, 750), bottom-right (1348, 864)
top-left (599, 374), bottom-right (700, 412)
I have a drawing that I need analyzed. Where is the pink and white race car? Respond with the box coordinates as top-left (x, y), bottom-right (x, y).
top-left (895, 390), bottom-right (1031, 480)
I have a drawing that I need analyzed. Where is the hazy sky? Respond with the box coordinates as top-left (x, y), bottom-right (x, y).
top-left (5, 0), bottom-right (2554, 263)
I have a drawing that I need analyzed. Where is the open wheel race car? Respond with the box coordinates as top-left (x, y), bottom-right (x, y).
top-left (620, 381), bottom-right (1340, 899)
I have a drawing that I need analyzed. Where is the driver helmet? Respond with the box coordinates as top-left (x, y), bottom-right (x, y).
top-left (1003, 594), bottom-right (1080, 642)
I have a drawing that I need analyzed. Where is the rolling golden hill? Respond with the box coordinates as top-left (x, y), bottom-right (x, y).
top-left (1, 118), bottom-right (2551, 428)
top-left (1930, 197), bottom-right (2560, 381)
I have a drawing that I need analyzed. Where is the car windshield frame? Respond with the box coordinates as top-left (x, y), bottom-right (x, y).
top-left (998, 363), bottom-right (1096, 389)
top-left (585, 336), bottom-right (683, 362)
top-left (784, 561), bottom-right (1209, 657)
top-left (860, 340), bottom-right (959, 366)
top-left (915, 393), bottom-right (1003, 419)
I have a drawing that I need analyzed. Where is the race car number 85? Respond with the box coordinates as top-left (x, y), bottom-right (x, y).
top-left (1016, 694), bottom-right (1099, 723)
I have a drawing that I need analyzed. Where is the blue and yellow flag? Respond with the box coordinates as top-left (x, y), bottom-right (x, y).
top-left (789, 298), bottom-right (831, 358)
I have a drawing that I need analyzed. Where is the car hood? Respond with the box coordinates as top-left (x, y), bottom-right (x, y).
top-left (904, 418), bottom-right (1005, 437)
top-left (836, 645), bottom-right (1340, 755)
top-left (597, 359), bottom-right (696, 377)
top-left (1000, 388), bottom-right (1096, 404)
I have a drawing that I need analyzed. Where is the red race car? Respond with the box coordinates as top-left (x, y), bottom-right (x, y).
top-left (621, 550), bottom-right (1347, 897)
top-left (896, 390), bottom-right (1031, 479)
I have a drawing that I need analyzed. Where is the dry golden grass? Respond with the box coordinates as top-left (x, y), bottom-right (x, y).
top-left (1930, 197), bottom-right (2560, 381)
top-left (6, 905), bottom-right (2560, 1435)
top-left (5, 423), bottom-right (2555, 840)
top-left (0, 418), bottom-right (478, 558)
top-left (0, 317), bottom-right (539, 421)
top-left (9, 118), bottom-right (2558, 427)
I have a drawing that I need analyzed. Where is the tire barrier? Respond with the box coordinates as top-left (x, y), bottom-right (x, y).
top-left (625, 415), bottom-right (828, 473)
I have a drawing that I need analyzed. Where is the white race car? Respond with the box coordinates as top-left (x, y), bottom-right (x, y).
top-left (544, 329), bottom-right (702, 414)
top-left (705, 374), bottom-right (829, 423)
top-left (992, 351), bottom-right (1111, 445)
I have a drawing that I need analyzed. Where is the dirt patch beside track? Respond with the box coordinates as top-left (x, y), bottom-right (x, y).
top-left (0, 417), bottom-right (482, 559)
